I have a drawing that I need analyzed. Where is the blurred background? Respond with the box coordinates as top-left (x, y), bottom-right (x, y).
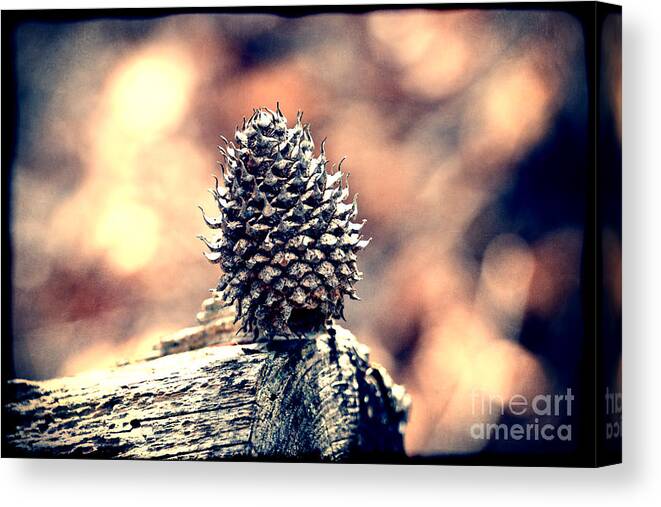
top-left (6, 7), bottom-right (620, 457)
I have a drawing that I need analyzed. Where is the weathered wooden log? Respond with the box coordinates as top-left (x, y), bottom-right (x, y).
top-left (2, 326), bottom-right (409, 462)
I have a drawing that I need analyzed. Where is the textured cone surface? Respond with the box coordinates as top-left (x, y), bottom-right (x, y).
top-left (200, 106), bottom-right (369, 339)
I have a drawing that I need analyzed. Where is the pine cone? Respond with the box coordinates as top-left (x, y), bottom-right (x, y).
top-left (199, 105), bottom-right (370, 340)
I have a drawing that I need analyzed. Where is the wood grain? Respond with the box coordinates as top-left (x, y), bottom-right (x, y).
top-left (3, 326), bottom-right (409, 462)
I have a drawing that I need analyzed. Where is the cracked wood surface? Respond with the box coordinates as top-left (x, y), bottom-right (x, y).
top-left (3, 326), bottom-right (409, 462)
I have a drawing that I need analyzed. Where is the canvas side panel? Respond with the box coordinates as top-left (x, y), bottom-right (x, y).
top-left (596, 2), bottom-right (622, 467)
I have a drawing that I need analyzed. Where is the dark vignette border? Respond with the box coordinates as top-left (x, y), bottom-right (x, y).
top-left (1, 2), bottom-right (621, 467)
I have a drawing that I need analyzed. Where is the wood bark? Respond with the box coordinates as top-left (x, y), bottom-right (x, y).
top-left (3, 326), bottom-right (409, 462)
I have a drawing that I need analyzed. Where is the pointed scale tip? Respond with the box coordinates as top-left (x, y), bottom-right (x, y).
top-left (356, 237), bottom-right (372, 250)
top-left (203, 251), bottom-right (222, 263)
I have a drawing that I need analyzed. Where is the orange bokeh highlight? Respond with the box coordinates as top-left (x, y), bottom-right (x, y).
top-left (107, 47), bottom-right (197, 138)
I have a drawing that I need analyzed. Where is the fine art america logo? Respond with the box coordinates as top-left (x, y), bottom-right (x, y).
top-left (605, 387), bottom-right (622, 440)
top-left (470, 389), bottom-right (574, 442)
